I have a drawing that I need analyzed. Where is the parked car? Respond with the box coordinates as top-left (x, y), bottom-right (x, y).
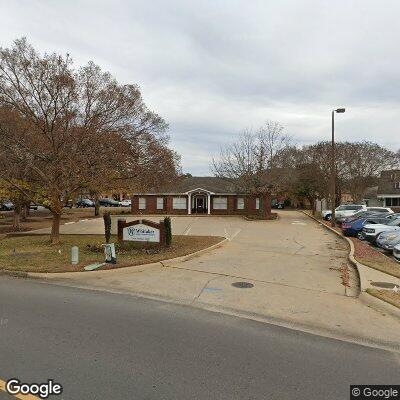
top-left (99, 198), bottom-right (121, 207)
top-left (76, 198), bottom-right (95, 208)
top-left (376, 230), bottom-right (400, 253)
top-left (0, 201), bottom-right (14, 211)
top-left (394, 243), bottom-right (400, 262)
top-left (362, 217), bottom-right (400, 245)
top-left (322, 204), bottom-right (366, 221)
top-left (337, 210), bottom-right (388, 225)
top-left (29, 203), bottom-right (38, 210)
top-left (366, 206), bottom-right (394, 214)
top-left (120, 199), bottom-right (132, 207)
top-left (341, 217), bottom-right (389, 240)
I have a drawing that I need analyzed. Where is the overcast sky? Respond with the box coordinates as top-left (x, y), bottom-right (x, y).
top-left (1, 0), bottom-right (399, 175)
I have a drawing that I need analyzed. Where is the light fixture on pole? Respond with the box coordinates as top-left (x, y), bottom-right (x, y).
top-left (330, 108), bottom-right (345, 227)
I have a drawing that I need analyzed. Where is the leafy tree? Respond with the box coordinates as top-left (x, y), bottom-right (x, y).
top-left (0, 38), bottom-right (171, 244)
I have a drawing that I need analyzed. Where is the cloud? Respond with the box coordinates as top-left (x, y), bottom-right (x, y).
top-left (1, 0), bottom-right (399, 174)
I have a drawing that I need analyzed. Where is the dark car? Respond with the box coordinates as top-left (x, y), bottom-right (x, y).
top-left (271, 200), bottom-right (285, 209)
top-left (338, 210), bottom-right (389, 225)
top-left (29, 203), bottom-right (38, 210)
top-left (76, 198), bottom-right (95, 208)
top-left (99, 198), bottom-right (121, 207)
top-left (341, 217), bottom-right (390, 240)
top-left (0, 201), bottom-right (14, 211)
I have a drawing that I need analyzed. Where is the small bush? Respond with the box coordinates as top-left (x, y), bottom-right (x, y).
top-left (164, 217), bottom-right (172, 247)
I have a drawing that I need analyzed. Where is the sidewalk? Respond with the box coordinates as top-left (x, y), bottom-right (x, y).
top-left (302, 211), bottom-right (400, 318)
top-left (30, 211), bottom-right (400, 351)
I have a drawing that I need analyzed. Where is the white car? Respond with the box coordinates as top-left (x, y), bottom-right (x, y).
top-left (362, 217), bottom-right (400, 244)
top-left (322, 204), bottom-right (366, 221)
top-left (394, 243), bottom-right (400, 262)
top-left (120, 199), bottom-right (132, 207)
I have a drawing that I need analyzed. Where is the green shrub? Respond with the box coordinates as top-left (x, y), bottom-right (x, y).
top-left (164, 216), bottom-right (172, 247)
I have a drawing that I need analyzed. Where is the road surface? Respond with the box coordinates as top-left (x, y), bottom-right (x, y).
top-left (0, 277), bottom-right (399, 399)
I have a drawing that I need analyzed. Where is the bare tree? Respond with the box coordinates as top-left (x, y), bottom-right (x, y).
top-left (212, 121), bottom-right (290, 218)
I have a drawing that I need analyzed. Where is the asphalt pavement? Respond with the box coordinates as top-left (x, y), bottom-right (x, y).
top-left (0, 277), bottom-right (399, 400)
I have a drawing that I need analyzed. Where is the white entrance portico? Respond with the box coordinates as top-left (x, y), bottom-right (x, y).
top-left (186, 188), bottom-right (213, 215)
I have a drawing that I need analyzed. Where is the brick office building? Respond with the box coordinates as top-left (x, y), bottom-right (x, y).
top-left (131, 176), bottom-right (265, 216)
top-left (377, 170), bottom-right (400, 212)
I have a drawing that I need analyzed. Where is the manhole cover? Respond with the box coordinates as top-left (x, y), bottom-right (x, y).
top-left (232, 281), bottom-right (254, 289)
top-left (370, 281), bottom-right (398, 289)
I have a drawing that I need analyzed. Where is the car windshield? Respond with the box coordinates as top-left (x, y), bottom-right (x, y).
top-left (387, 218), bottom-right (400, 226)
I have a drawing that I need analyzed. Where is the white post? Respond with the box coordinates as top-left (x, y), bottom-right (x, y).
top-left (207, 193), bottom-right (211, 214)
top-left (188, 194), bottom-right (191, 214)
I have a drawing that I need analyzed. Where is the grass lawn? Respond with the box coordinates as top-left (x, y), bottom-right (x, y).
top-left (0, 234), bottom-right (224, 273)
top-left (367, 288), bottom-right (400, 309)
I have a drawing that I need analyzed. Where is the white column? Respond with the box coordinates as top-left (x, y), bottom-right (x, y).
top-left (188, 194), bottom-right (191, 214)
top-left (207, 194), bottom-right (211, 214)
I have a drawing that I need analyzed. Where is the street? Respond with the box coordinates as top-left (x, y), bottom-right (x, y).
top-left (0, 277), bottom-right (399, 400)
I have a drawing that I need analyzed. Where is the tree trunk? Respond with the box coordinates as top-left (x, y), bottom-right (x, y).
top-left (263, 193), bottom-right (272, 218)
top-left (259, 193), bottom-right (272, 219)
top-left (13, 210), bottom-right (21, 231)
top-left (308, 197), bottom-right (316, 215)
top-left (94, 193), bottom-right (100, 217)
top-left (51, 212), bottom-right (61, 245)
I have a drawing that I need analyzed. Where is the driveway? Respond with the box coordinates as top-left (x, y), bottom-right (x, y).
top-left (30, 211), bottom-right (400, 350)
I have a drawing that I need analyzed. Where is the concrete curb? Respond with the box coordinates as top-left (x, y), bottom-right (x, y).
top-left (242, 213), bottom-right (279, 222)
top-left (301, 211), bottom-right (400, 319)
top-left (0, 269), bottom-right (29, 278)
top-left (161, 238), bottom-right (229, 266)
top-left (31, 277), bottom-right (400, 353)
top-left (15, 237), bottom-right (229, 280)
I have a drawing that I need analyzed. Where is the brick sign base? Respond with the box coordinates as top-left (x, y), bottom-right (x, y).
top-left (117, 219), bottom-right (166, 247)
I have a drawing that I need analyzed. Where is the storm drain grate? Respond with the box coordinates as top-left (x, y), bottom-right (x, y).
top-left (370, 281), bottom-right (398, 289)
top-left (232, 281), bottom-right (254, 289)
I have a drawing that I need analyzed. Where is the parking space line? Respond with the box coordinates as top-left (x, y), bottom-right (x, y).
top-left (0, 379), bottom-right (40, 399)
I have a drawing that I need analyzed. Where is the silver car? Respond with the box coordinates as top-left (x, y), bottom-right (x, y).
top-left (376, 230), bottom-right (400, 253)
top-left (394, 243), bottom-right (400, 262)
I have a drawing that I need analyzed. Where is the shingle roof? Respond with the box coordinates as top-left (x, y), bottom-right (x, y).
top-left (135, 176), bottom-right (240, 194)
top-left (377, 170), bottom-right (400, 195)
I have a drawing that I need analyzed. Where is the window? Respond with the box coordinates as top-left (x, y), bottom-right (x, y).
top-left (255, 198), bottom-right (260, 210)
top-left (138, 197), bottom-right (146, 210)
top-left (237, 197), bottom-right (244, 210)
top-left (213, 197), bottom-right (227, 210)
top-left (157, 197), bottom-right (164, 210)
top-left (173, 197), bottom-right (186, 210)
top-left (387, 198), bottom-right (399, 207)
top-left (394, 182), bottom-right (400, 189)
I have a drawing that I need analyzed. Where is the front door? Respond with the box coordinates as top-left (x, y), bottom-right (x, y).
top-left (194, 196), bottom-right (207, 214)
top-left (196, 196), bottom-right (205, 213)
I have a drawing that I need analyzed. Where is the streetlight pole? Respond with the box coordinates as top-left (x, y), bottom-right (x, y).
top-left (330, 108), bottom-right (345, 227)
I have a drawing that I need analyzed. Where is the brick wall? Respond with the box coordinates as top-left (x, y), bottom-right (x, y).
top-left (131, 194), bottom-right (262, 215)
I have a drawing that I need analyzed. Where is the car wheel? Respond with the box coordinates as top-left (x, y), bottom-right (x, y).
top-left (325, 214), bottom-right (332, 221)
top-left (356, 231), bottom-right (365, 240)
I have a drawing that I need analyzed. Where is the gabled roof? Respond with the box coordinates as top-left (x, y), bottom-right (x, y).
top-left (378, 170), bottom-right (400, 195)
top-left (135, 176), bottom-right (240, 194)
